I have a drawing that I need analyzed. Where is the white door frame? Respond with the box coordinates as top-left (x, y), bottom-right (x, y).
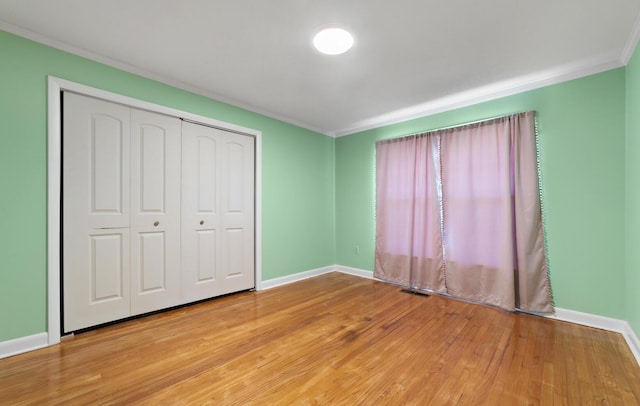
top-left (47, 76), bottom-right (263, 345)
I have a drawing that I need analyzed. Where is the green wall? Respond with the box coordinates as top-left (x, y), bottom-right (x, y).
top-left (0, 30), bottom-right (336, 342)
top-left (336, 69), bottom-right (628, 320)
top-left (2, 26), bottom-right (638, 345)
top-left (626, 44), bottom-right (640, 337)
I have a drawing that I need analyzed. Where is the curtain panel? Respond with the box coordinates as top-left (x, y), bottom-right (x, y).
top-left (374, 111), bottom-right (553, 313)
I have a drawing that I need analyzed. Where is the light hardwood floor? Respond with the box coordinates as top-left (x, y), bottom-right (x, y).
top-left (1, 272), bottom-right (639, 405)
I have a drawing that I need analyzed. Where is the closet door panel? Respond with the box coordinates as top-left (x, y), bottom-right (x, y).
top-left (225, 228), bottom-right (245, 276)
top-left (137, 231), bottom-right (166, 290)
top-left (63, 92), bottom-right (131, 332)
top-left (197, 136), bottom-right (218, 211)
top-left (92, 232), bottom-right (128, 299)
top-left (92, 119), bottom-right (125, 216)
top-left (220, 135), bottom-right (255, 294)
top-left (196, 229), bottom-right (217, 280)
top-left (63, 93), bottom-right (130, 229)
top-left (181, 122), bottom-right (223, 302)
top-left (64, 228), bottom-right (131, 332)
top-left (130, 110), bottom-right (181, 315)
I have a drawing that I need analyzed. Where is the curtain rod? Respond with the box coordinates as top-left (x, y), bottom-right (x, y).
top-left (378, 110), bottom-right (534, 144)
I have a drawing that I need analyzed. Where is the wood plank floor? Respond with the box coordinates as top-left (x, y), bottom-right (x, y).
top-left (1, 272), bottom-right (639, 405)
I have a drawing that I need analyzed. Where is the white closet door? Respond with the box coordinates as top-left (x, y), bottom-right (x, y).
top-left (63, 92), bottom-right (131, 332)
top-left (129, 110), bottom-right (182, 315)
top-left (219, 130), bottom-right (255, 294)
top-left (181, 122), bottom-right (255, 302)
top-left (181, 122), bottom-right (222, 301)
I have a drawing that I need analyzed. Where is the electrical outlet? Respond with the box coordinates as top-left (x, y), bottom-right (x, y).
top-left (354, 246), bottom-right (360, 254)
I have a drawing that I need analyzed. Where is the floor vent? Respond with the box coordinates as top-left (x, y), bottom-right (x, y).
top-left (400, 289), bottom-right (430, 298)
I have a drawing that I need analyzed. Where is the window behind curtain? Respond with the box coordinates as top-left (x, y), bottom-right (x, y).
top-left (374, 111), bottom-right (553, 313)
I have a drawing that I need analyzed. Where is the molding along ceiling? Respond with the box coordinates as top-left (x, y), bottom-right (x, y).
top-left (1, 0), bottom-right (639, 137)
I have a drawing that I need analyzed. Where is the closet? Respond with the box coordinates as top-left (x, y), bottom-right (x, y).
top-left (62, 92), bottom-right (255, 332)
top-left (181, 122), bottom-right (255, 302)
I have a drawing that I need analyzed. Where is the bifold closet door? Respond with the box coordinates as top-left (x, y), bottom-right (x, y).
top-left (129, 109), bottom-right (181, 315)
top-left (63, 92), bottom-right (181, 331)
top-left (181, 122), bottom-right (255, 302)
top-left (63, 93), bottom-right (132, 332)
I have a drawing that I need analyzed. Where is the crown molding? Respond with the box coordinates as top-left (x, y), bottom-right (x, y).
top-left (333, 51), bottom-right (624, 137)
top-left (621, 11), bottom-right (640, 64)
top-left (0, 21), bottom-right (331, 137)
top-left (2, 16), bottom-right (638, 139)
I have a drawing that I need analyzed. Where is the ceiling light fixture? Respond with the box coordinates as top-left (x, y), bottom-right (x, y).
top-left (313, 27), bottom-right (354, 55)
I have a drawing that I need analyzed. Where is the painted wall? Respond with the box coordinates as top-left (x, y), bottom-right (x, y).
top-left (1, 26), bottom-right (636, 345)
top-left (336, 69), bottom-right (628, 320)
top-left (626, 43), bottom-right (640, 337)
top-left (0, 30), bottom-right (336, 342)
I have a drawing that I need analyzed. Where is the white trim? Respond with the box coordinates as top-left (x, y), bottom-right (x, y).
top-left (549, 308), bottom-right (629, 333)
top-left (0, 21), bottom-right (330, 137)
top-left (622, 323), bottom-right (640, 366)
top-left (47, 76), bottom-right (263, 345)
top-left (333, 52), bottom-right (623, 137)
top-left (259, 266), bottom-right (336, 290)
top-left (333, 264), bottom-right (640, 366)
top-left (51, 78), bottom-right (261, 137)
top-left (621, 12), bottom-right (640, 64)
top-left (550, 308), bottom-right (640, 366)
top-left (1, 20), bottom-right (633, 139)
top-left (47, 78), bottom-right (62, 345)
top-left (0, 333), bottom-right (48, 360)
top-left (16, 255), bottom-right (640, 367)
top-left (254, 131), bottom-right (263, 291)
top-left (334, 265), bottom-right (375, 280)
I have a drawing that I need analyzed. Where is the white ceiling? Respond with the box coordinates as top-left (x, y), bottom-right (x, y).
top-left (1, 0), bottom-right (640, 136)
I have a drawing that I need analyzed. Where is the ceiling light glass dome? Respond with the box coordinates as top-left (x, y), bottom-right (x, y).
top-left (313, 28), bottom-right (354, 55)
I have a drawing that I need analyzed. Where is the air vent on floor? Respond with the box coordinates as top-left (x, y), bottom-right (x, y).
top-left (400, 289), bottom-right (430, 297)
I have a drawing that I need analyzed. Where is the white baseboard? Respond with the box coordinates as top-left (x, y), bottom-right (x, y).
top-left (0, 332), bottom-right (48, 360)
top-left (3, 266), bottom-right (638, 367)
top-left (622, 323), bottom-right (640, 365)
top-left (333, 264), bottom-right (640, 367)
top-left (258, 265), bottom-right (336, 290)
top-left (550, 308), bottom-right (640, 366)
top-left (334, 265), bottom-right (375, 280)
top-left (550, 308), bottom-right (629, 333)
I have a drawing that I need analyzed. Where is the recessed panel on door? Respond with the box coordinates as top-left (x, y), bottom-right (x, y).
top-left (137, 231), bottom-right (167, 292)
top-left (198, 137), bottom-right (217, 213)
top-left (64, 228), bottom-right (131, 332)
top-left (92, 116), bottom-right (126, 215)
top-left (197, 229), bottom-right (217, 282)
top-left (226, 142), bottom-right (244, 213)
top-left (139, 125), bottom-right (166, 213)
top-left (64, 96), bottom-right (130, 229)
top-left (225, 228), bottom-right (244, 278)
top-left (91, 233), bottom-right (126, 301)
top-left (131, 112), bottom-right (180, 224)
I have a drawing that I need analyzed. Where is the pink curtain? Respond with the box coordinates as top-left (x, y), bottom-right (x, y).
top-left (375, 134), bottom-right (445, 291)
top-left (374, 111), bottom-right (553, 313)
